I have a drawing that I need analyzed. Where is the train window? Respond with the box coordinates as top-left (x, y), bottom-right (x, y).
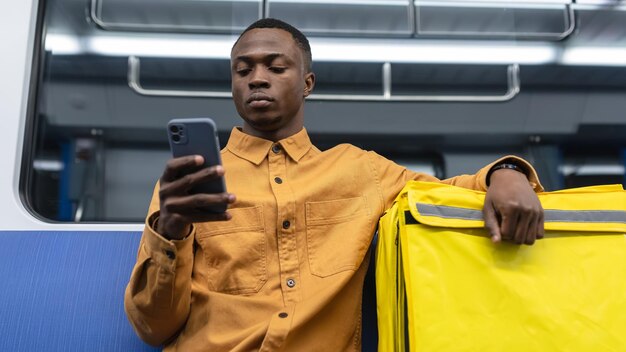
top-left (23, 0), bottom-right (442, 223)
top-left (22, 0), bottom-right (626, 222)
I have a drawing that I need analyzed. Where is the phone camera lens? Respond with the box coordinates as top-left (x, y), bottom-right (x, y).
top-left (170, 125), bottom-right (179, 133)
top-left (172, 134), bottom-right (181, 142)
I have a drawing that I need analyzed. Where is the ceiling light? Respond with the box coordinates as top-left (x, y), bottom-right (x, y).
top-left (45, 33), bottom-right (626, 67)
top-left (310, 38), bottom-right (557, 65)
top-left (45, 34), bottom-right (82, 55)
top-left (562, 47), bottom-right (626, 66)
top-left (87, 34), bottom-right (235, 59)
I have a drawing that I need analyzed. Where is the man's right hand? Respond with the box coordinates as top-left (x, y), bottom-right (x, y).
top-left (156, 155), bottom-right (236, 240)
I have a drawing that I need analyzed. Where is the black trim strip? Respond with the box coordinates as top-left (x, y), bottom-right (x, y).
top-left (19, 0), bottom-right (48, 221)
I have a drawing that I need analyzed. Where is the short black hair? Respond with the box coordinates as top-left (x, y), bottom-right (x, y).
top-left (233, 18), bottom-right (312, 72)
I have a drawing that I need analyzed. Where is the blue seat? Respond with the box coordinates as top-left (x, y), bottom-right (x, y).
top-left (0, 231), bottom-right (158, 352)
top-left (0, 230), bottom-right (380, 351)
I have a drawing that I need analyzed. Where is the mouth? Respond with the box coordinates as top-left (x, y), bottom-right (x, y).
top-left (247, 92), bottom-right (274, 108)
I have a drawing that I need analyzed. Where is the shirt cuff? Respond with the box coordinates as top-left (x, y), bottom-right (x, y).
top-left (142, 210), bottom-right (195, 272)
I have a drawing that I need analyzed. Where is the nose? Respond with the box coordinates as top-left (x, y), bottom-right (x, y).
top-left (248, 68), bottom-right (270, 90)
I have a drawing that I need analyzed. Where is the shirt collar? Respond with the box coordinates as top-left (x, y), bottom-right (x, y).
top-left (226, 127), bottom-right (313, 165)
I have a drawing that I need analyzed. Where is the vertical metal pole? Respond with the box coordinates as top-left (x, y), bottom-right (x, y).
top-left (383, 62), bottom-right (392, 100)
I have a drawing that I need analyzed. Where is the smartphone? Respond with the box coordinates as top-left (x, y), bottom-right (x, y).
top-left (167, 118), bottom-right (227, 213)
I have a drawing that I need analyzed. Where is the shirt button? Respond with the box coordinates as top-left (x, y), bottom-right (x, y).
top-left (286, 278), bottom-right (296, 288)
top-left (278, 312), bottom-right (288, 318)
top-left (272, 144), bottom-right (281, 154)
top-left (164, 250), bottom-right (176, 260)
top-left (274, 177), bottom-right (283, 184)
top-left (282, 220), bottom-right (291, 229)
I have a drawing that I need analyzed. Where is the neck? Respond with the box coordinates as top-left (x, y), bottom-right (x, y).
top-left (242, 123), bottom-right (303, 142)
top-left (242, 110), bottom-right (305, 142)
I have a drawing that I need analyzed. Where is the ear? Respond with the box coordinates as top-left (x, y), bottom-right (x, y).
top-left (303, 72), bottom-right (315, 98)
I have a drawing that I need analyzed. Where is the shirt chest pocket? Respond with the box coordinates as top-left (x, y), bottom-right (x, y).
top-left (306, 196), bottom-right (372, 278)
top-left (195, 206), bottom-right (267, 295)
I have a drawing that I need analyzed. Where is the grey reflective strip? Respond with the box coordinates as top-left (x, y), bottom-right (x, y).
top-left (415, 203), bottom-right (483, 221)
top-left (415, 202), bottom-right (626, 224)
top-left (544, 209), bottom-right (626, 224)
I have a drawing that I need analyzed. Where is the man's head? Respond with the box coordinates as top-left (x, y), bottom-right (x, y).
top-left (230, 19), bottom-right (315, 141)
top-left (233, 18), bottom-right (313, 73)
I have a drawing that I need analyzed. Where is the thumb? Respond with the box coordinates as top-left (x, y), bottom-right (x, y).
top-left (483, 202), bottom-right (501, 243)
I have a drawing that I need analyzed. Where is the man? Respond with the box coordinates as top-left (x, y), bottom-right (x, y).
top-left (125, 18), bottom-right (544, 351)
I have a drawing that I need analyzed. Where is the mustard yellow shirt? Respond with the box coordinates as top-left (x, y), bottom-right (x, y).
top-left (125, 127), bottom-right (541, 351)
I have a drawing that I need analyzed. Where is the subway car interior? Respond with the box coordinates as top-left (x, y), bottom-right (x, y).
top-left (2, 0), bottom-right (626, 351)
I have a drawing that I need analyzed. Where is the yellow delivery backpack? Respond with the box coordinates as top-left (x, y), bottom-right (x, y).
top-left (376, 181), bottom-right (626, 352)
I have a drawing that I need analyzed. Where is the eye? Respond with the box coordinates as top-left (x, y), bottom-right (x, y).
top-left (269, 67), bottom-right (286, 74)
top-left (235, 68), bottom-right (251, 76)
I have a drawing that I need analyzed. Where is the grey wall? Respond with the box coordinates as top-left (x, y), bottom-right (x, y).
top-left (43, 81), bottom-right (626, 136)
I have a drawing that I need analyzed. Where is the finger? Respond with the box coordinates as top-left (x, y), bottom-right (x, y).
top-left (483, 203), bottom-right (502, 243)
top-left (193, 165), bottom-right (225, 184)
top-left (536, 210), bottom-right (545, 240)
top-left (523, 200), bottom-right (543, 245)
top-left (160, 165), bottom-right (224, 197)
top-left (500, 210), bottom-right (518, 242)
top-left (162, 192), bottom-right (235, 214)
top-left (514, 209), bottom-right (533, 245)
top-left (161, 155), bottom-right (204, 183)
top-left (523, 212), bottom-right (538, 245)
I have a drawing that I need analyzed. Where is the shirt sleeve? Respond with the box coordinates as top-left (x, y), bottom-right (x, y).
top-left (124, 182), bottom-right (195, 346)
top-left (368, 152), bottom-right (543, 211)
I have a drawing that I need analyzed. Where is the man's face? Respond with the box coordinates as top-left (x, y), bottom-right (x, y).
top-left (230, 28), bottom-right (314, 138)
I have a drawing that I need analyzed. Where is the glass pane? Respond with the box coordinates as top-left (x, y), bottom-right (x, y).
top-left (415, 1), bottom-right (570, 37)
top-left (95, 0), bottom-right (261, 32)
top-left (267, 0), bottom-right (412, 36)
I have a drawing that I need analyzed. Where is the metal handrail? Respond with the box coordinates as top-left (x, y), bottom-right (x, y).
top-left (128, 56), bottom-right (520, 102)
top-left (91, 0), bottom-right (574, 41)
top-left (415, 0), bottom-right (576, 41)
top-left (89, 0), bottom-right (263, 33)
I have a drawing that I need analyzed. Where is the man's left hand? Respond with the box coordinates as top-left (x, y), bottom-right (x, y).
top-left (483, 169), bottom-right (544, 245)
